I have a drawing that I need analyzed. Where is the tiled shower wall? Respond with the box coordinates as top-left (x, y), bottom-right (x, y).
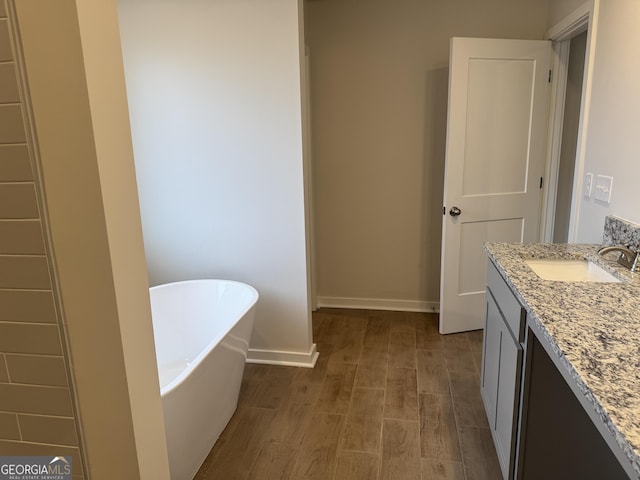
top-left (0, 3), bottom-right (85, 478)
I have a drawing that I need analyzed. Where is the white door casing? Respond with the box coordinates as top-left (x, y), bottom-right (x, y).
top-left (440, 38), bottom-right (551, 334)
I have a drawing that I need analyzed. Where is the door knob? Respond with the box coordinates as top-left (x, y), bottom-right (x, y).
top-left (449, 206), bottom-right (462, 216)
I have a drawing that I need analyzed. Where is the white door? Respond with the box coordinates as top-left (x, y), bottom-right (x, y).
top-left (440, 38), bottom-right (551, 334)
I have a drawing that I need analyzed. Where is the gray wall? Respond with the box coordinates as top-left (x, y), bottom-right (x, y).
top-left (118, 0), bottom-right (314, 364)
top-left (548, 0), bottom-right (588, 28)
top-left (306, 0), bottom-right (550, 309)
top-left (574, 0), bottom-right (640, 241)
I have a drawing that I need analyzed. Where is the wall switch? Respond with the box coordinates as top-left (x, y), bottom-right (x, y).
top-left (584, 172), bottom-right (593, 198)
top-left (594, 175), bottom-right (613, 203)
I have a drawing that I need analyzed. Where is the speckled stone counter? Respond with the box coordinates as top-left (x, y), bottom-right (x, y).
top-left (484, 242), bottom-right (640, 478)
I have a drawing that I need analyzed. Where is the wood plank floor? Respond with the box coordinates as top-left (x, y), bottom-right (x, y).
top-left (196, 308), bottom-right (502, 480)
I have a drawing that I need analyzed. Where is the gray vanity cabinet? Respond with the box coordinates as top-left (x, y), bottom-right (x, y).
top-left (481, 260), bottom-right (525, 480)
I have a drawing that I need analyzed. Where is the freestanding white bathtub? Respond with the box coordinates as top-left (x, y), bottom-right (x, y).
top-left (149, 279), bottom-right (259, 480)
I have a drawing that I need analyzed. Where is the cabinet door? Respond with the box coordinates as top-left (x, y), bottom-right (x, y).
top-left (481, 288), bottom-right (524, 480)
top-left (481, 289), bottom-right (501, 428)
top-left (518, 334), bottom-right (631, 479)
top-left (494, 320), bottom-right (523, 479)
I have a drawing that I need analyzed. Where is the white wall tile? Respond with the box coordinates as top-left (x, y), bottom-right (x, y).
top-left (0, 183), bottom-right (38, 218)
top-left (0, 440), bottom-right (82, 474)
top-left (0, 220), bottom-right (45, 254)
top-left (0, 255), bottom-right (50, 289)
top-left (18, 414), bottom-right (78, 446)
top-left (6, 353), bottom-right (67, 386)
top-left (0, 104), bottom-right (26, 143)
top-left (0, 322), bottom-right (61, 355)
top-left (0, 353), bottom-right (8, 382)
top-left (0, 383), bottom-right (72, 416)
top-left (0, 290), bottom-right (57, 323)
top-left (0, 289), bottom-right (56, 323)
top-left (0, 19), bottom-right (12, 62)
top-left (0, 63), bottom-right (19, 103)
top-left (0, 145), bottom-right (32, 181)
top-left (0, 412), bottom-right (20, 440)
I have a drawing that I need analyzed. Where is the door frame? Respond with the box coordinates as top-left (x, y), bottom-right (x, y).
top-left (302, 45), bottom-right (318, 312)
top-left (539, 1), bottom-right (599, 243)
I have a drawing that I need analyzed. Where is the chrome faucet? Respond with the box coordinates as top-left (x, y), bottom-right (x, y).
top-left (598, 245), bottom-right (640, 272)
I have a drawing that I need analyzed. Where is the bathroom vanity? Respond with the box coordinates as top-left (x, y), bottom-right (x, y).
top-left (481, 242), bottom-right (640, 480)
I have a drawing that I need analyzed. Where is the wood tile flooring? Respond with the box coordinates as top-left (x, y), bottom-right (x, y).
top-left (196, 309), bottom-right (502, 480)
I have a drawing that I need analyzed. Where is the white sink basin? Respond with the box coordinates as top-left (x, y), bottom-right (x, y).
top-left (525, 258), bottom-right (621, 283)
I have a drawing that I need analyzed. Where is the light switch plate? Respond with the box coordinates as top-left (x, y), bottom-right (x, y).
top-left (594, 175), bottom-right (613, 203)
top-left (584, 173), bottom-right (593, 198)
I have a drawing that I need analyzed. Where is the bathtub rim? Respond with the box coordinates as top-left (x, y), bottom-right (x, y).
top-left (149, 278), bottom-right (259, 397)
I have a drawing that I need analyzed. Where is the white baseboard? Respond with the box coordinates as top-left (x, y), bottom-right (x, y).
top-left (247, 343), bottom-right (318, 368)
top-left (317, 296), bottom-right (439, 313)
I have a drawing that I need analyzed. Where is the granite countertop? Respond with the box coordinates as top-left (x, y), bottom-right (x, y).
top-left (485, 242), bottom-right (640, 478)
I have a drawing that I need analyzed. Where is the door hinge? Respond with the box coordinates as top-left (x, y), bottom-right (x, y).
top-left (548, 69), bottom-right (552, 83)
top-left (540, 177), bottom-right (544, 189)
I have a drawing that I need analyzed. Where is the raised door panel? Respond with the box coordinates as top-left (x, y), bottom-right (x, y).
top-left (487, 260), bottom-right (526, 342)
top-left (462, 58), bottom-right (536, 197)
top-left (480, 289), bottom-right (502, 430)
top-left (482, 284), bottom-right (525, 480)
top-left (494, 324), bottom-right (523, 480)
